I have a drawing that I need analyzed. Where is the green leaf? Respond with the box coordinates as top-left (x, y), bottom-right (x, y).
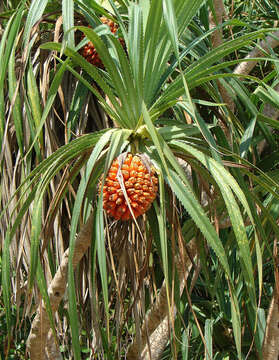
top-left (181, 328), bottom-right (189, 360)
top-left (66, 80), bottom-right (89, 141)
top-left (205, 319), bottom-right (213, 360)
top-left (128, 3), bottom-right (144, 105)
top-left (143, 0), bottom-right (205, 106)
top-left (167, 168), bottom-right (231, 279)
top-left (240, 117), bottom-right (256, 158)
top-left (54, 55), bottom-right (121, 125)
top-left (23, 0), bottom-right (48, 49)
top-left (142, 0), bottom-right (164, 105)
top-left (28, 194), bottom-right (43, 290)
top-left (0, 5), bottom-right (24, 148)
top-left (68, 129), bottom-right (115, 360)
top-left (76, 26), bottom-right (133, 125)
top-left (26, 62), bottom-right (43, 146)
top-left (171, 141), bottom-right (257, 307)
top-left (2, 230), bottom-right (12, 351)
top-left (108, 35), bottom-right (140, 125)
top-left (25, 59), bottom-right (69, 157)
top-left (8, 42), bottom-right (24, 155)
top-left (4, 132), bottom-right (108, 242)
top-left (255, 84), bottom-right (279, 111)
top-left (163, 0), bottom-right (179, 59)
top-left (147, 131), bottom-right (243, 355)
top-left (62, 0), bottom-right (75, 48)
top-left (156, 29), bottom-right (271, 108)
top-left (257, 112), bottom-right (279, 129)
top-left (41, 41), bottom-right (126, 127)
top-left (153, 172), bottom-right (169, 284)
top-left (142, 102), bottom-right (170, 173)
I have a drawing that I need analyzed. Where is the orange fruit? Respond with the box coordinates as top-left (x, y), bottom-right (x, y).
top-left (99, 153), bottom-right (158, 221)
top-left (80, 17), bottom-right (123, 68)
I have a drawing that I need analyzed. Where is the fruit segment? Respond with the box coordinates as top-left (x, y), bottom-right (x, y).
top-left (99, 153), bottom-right (158, 221)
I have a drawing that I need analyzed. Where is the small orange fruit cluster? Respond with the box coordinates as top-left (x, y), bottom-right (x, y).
top-left (80, 16), bottom-right (122, 68)
top-left (100, 153), bottom-right (158, 221)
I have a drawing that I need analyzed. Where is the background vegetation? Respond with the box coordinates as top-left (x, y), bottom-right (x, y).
top-left (1, 0), bottom-right (279, 359)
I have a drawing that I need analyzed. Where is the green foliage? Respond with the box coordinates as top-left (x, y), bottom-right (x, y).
top-left (1, 0), bottom-right (279, 359)
top-left (0, 259), bottom-right (30, 359)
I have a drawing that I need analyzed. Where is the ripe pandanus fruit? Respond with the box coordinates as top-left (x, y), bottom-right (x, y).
top-left (80, 16), bottom-right (124, 68)
top-left (99, 153), bottom-right (158, 221)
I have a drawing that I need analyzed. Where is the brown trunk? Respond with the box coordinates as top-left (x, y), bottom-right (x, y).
top-left (234, 30), bottom-right (279, 77)
top-left (26, 213), bottom-right (94, 359)
top-left (262, 289), bottom-right (279, 360)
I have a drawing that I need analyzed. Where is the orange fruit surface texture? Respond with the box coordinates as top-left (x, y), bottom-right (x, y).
top-left (100, 153), bottom-right (158, 221)
top-left (80, 16), bottom-right (124, 68)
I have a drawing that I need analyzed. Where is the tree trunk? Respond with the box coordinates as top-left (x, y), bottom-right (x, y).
top-left (262, 289), bottom-right (279, 360)
top-left (26, 213), bottom-right (94, 360)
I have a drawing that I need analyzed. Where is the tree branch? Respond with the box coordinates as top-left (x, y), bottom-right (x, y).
top-left (234, 30), bottom-right (279, 76)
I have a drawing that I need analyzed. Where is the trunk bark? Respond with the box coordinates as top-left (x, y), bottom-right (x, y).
top-left (262, 289), bottom-right (279, 360)
top-left (26, 213), bottom-right (94, 359)
top-left (234, 30), bottom-right (279, 76)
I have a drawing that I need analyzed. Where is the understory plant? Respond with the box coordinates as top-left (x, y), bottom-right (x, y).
top-left (1, 0), bottom-right (279, 359)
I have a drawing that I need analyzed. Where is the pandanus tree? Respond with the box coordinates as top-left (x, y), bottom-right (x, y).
top-left (1, 0), bottom-right (279, 358)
